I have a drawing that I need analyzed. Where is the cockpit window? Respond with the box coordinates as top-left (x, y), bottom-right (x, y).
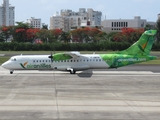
top-left (10, 58), bottom-right (16, 61)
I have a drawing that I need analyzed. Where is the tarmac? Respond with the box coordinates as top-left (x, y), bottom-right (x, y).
top-left (0, 65), bottom-right (160, 120)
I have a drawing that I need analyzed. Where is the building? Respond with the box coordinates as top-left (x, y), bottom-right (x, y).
top-left (102, 16), bottom-right (148, 33)
top-left (50, 8), bottom-right (102, 31)
top-left (27, 17), bottom-right (41, 29)
top-left (158, 14), bottom-right (160, 20)
top-left (50, 14), bottom-right (64, 30)
top-left (0, 0), bottom-right (15, 26)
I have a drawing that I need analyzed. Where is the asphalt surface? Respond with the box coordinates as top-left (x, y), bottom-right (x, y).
top-left (0, 65), bottom-right (160, 120)
top-left (106, 64), bottom-right (160, 72)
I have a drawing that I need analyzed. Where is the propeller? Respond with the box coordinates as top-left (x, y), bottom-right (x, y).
top-left (48, 51), bottom-right (54, 62)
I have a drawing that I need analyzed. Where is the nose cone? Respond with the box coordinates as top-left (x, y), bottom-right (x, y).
top-left (1, 62), bottom-right (10, 69)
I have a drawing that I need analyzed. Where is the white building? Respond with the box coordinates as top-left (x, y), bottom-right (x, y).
top-left (0, 0), bottom-right (15, 26)
top-left (27, 17), bottom-right (41, 29)
top-left (50, 15), bottom-right (64, 29)
top-left (50, 8), bottom-right (102, 31)
top-left (102, 16), bottom-right (148, 33)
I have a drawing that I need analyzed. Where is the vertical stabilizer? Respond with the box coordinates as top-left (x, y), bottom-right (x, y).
top-left (117, 30), bottom-right (157, 55)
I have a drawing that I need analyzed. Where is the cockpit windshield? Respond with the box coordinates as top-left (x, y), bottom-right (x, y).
top-left (9, 58), bottom-right (16, 61)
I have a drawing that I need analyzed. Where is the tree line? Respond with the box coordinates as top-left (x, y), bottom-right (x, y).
top-left (0, 19), bottom-right (160, 51)
top-left (0, 41), bottom-right (160, 51)
top-left (0, 22), bottom-right (146, 43)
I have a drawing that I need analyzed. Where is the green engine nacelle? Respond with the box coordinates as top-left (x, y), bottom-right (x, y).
top-left (53, 53), bottom-right (72, 61)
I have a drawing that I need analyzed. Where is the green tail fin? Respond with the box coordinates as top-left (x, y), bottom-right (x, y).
top-left (117, 30), bottom-right (157, 55)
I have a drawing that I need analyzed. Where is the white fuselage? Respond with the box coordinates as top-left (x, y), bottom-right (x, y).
top-left (1, 54), bottom-right (109, 72)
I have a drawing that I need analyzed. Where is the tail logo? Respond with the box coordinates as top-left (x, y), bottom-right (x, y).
top-left (138, 42), bottom-right (148, 52)
top-left (20, 62), bottom-right (28, 69)
top-left (142, 42), bottom-right (148, 49)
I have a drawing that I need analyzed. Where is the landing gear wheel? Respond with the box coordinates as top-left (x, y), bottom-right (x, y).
top-left (73, 70), bottom-right (76, 74)
top-left (10, 70), bottom-right (14, 74)
top-left (70, 70), bottom-right (76, 74)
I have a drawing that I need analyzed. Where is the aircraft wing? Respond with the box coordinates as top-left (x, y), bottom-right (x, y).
top-left (64, 51), bottom-right (81, 58)
top-left (52, 51), bottom-right (81, 61)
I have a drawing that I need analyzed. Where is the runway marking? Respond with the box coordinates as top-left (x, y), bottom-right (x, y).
top-left (0, 67), bottom-right (160, 76)
top-left (1, 71), bottom-right (160, 76)
top-left (1, 74), bottom-right (160, 77)
top-left (0, 54), bottom-right (5, 56)
top-left (0, 70), bottom-right (157, 74)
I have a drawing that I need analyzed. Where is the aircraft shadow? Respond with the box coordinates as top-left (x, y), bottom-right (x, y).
top-left (77, 70), bottom-right (93, 78)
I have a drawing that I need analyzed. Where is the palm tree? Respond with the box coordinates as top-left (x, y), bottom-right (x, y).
top-left (60, 31), bottom-right (71, 43)
top-left (15, 22), bottom-right (30, 29)
top-left (0, 32), bottom-right (5, 42)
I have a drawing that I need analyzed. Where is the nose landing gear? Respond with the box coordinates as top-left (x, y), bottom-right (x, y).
top-left (10, 70), bottom-right (14, 74)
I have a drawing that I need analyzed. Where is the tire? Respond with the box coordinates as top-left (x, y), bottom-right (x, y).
top-left (70, 70), bottom-right (76, 74)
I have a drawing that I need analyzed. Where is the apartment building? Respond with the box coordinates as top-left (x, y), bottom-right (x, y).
top-left (0, 0), bottom-right (15, 26)
top-left (50, 15), bottom-right (64, 30)
top-left (50, 8), bottom-right (102, 31)
top-left (102, 16), bottom-right (148, 33)
top-left (27, 17), bottom-right (41, 28)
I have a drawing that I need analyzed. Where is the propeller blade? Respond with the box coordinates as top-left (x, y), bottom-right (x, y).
top-left (48, 51), bottom-right (54, 62)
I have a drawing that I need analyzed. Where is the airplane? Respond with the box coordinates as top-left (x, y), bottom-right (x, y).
top-left (1, 29), bottom-right (157, 74)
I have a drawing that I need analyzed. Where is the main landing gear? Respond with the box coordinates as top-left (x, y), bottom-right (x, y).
top-left (66, 68), bottom-right (76, 74)
top-left (70, 69), bottom-right (76, 74)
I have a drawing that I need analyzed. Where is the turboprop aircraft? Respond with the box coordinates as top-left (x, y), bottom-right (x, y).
top-left (1, 30), bottom-right (157, 74)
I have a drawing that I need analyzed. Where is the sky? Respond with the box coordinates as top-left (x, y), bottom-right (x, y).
top-left (6, 0), bottom-right (160, 26)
